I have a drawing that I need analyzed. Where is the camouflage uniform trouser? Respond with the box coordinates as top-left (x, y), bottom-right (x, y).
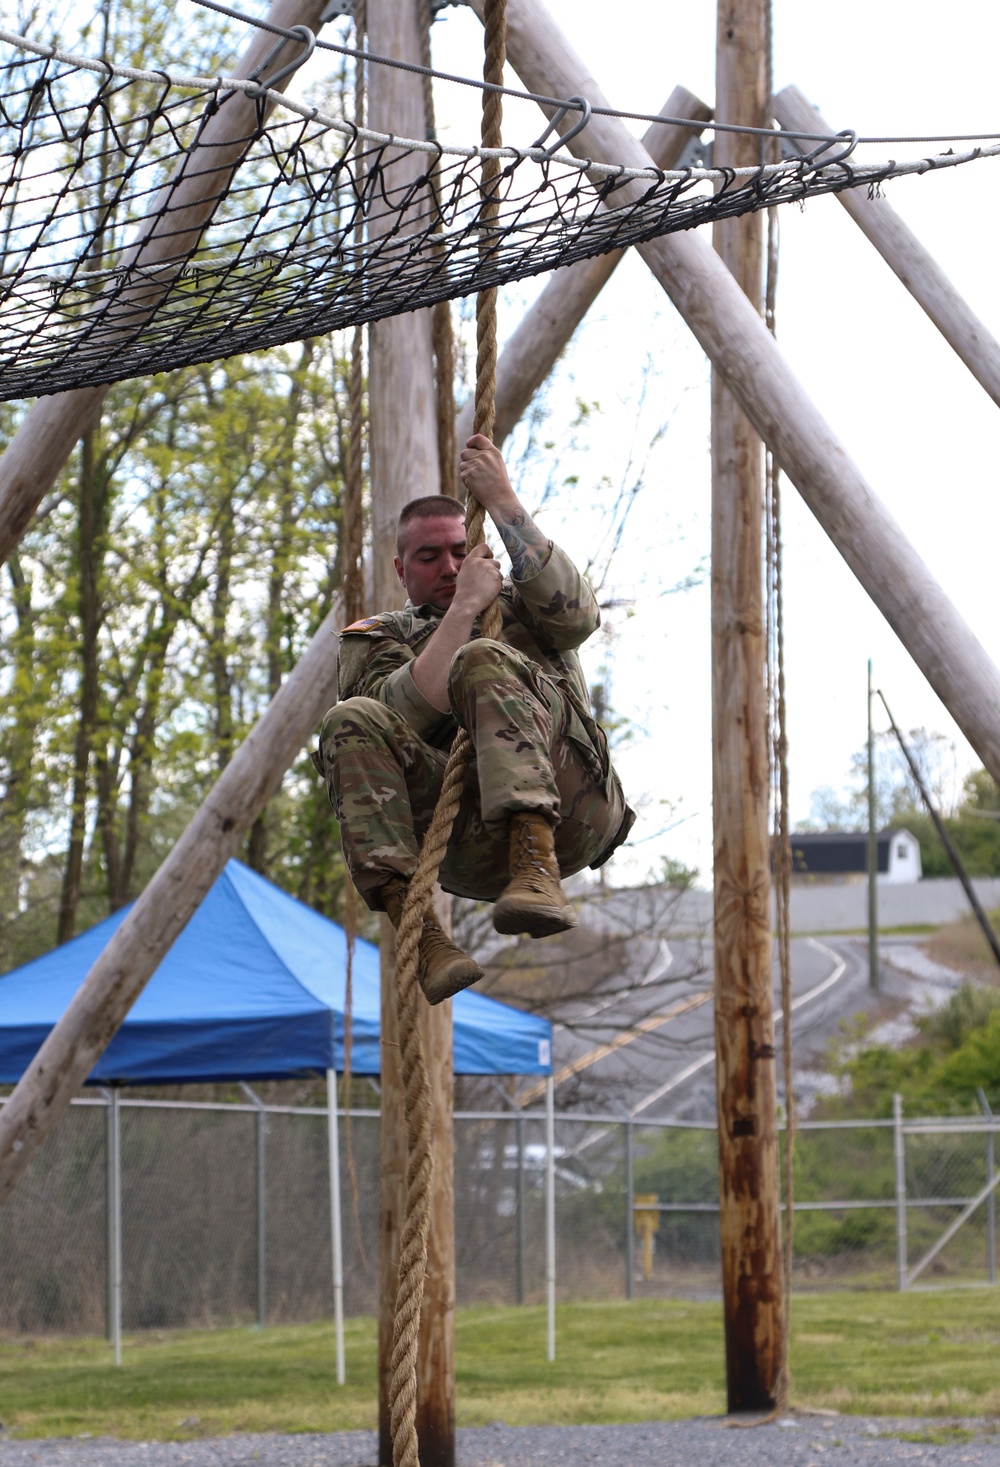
top-left (317, 639), bottom-right (628, 908)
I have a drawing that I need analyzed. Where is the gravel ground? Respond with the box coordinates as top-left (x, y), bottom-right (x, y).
top-left (2, 1418), bottom-right (1000, 1467)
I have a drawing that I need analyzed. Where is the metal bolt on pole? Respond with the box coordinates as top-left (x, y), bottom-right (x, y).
top-left (894, 1093), bottom-right (908, 1291)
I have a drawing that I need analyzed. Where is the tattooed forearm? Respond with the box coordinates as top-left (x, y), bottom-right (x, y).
top-left (496, 509), bottom-right (552, 580)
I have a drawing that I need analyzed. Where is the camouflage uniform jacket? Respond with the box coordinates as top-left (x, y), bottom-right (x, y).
top-left (335, 542), bottom-right (635, 860)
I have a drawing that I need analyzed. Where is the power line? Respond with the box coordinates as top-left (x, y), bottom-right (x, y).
top-left (187, 0), bottom-right (1000, 149)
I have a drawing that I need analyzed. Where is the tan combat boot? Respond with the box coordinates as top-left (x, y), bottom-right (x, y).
top-left (381, 879), bottom-right (484, 1006)
top-left (492, 812), bottom-right (578, 938)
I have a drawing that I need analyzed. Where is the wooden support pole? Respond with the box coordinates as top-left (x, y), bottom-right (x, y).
top-left (711, 0), bottom-right (782, 1411)
top-left (453, 87), bottom-right (712, 451)
top-left (467, 0), bottom-right (1000, 802)
top-left (0, 596), bottom-right (342, 1206)
top-left (366, 4), bottom-right (455, 1464)
top-left (0, 0), bottom-right (330, 571)
top-left (774, 86), bottom-right (1000, 412)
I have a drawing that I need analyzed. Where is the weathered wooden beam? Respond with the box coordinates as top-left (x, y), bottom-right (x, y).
top-left (0, 0), bottom-right (330, 570)
top-left (0, 596), bottom-right (342, 1207)
top-left (774, 85), bottom-right (1000, 412)
top-left (453, 86), bottom-right (712, 450)
top-left (712, 0), bottom-right (782, 1412)
top-left (365, 4), bottom-right (456, 1464)
top-left (468, 0), bottom-right (1000, 797)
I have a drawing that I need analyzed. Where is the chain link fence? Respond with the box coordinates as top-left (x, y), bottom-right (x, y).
top-left (899, 1113), bottom-right (1000, 1289)
top-left (0, 1095), bottom-right (997, 1337)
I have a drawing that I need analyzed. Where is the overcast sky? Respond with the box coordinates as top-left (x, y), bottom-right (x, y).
top-left (398, 0), bottom-right (1000, 886)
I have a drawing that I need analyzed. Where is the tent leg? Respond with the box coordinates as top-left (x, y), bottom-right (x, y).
top-left (545, 1076), bottom-right (555, 1363)
top-left (327, 1069), bottom-right (345, 1386)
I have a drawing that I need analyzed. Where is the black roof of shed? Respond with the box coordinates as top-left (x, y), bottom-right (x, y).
top-left (787, 829), bottom-right (908, 876)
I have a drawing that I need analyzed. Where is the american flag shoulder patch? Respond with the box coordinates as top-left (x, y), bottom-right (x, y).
top-left (341, 616), bottom-right (382, 633)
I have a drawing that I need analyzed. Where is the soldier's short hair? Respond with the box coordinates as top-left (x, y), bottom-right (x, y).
top-left (396, 495), bottom-right (465, 556)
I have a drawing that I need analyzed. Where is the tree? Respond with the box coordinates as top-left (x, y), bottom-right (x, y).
top-left (803, 727), bottom-right (956, 833)
top-left (804, 740), bottom-right (1000, 878)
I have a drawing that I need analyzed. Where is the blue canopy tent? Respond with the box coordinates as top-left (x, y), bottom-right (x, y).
top-left (0, 860), bottom-right (553, 1367)
top-left (0, 858), bottom-right (552, 1083)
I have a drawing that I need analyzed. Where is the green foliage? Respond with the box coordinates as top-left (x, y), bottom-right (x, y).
top-left (0, 1), bottom-right (365, 967)
top-left (0, 0), bottom-right (684, 973)
top-left (0, 338), bottom-right (355, 968)
top-left (657, 855), bottom-right (699, 889)
top-left (898, 803), bottom-right (1000, 879)
top-left (920, 980), bottom-right (1000, 1052)
top-left (823, 983), bottom-right (1000, 1119)
top-left (788, 1124), bottom-right (898, 1261)
top-left (935, 1007), bottom-right (1000, 1098)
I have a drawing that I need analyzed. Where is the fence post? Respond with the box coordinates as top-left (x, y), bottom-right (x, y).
top-left (625, 1117), bottom-right (634, 1301)
top-left (104, 1090), bottom-right (112, 1344)
top-left (256, 1106), bottom-right (267, 1326)
top-left (326, 1069), bottom-right (345, 1386)
top-left (978, 1089), bottom-right (996, 1285)
top-left (517, 1112), bottom-right (526, 1307)
top-left (240, 1083), bottom-right (268, 1327)
top-left (894, 1092), bottom-right (907, 1291)
top-left (104, 1086), bottom-right (122, 1365)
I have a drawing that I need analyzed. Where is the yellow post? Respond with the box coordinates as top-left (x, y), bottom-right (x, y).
top-left (633, 1193), bottom-right (661, 1281)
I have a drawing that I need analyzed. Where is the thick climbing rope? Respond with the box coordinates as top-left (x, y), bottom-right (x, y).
top-left (417, 0), bottom-right (459, 502)
top-left (386, 5), bottom-right (506, 1465)
top-left (761, 0), bottom-right (796, 1407)
top-left (765, 154), bottom-right (797, 1414)
top-left (339, 0), bottom-right (369, 1274)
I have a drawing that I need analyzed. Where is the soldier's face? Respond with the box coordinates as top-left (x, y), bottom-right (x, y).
top-left (394, 514), bottom-right (469, 610)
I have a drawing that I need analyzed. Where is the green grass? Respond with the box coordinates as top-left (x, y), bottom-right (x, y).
top-left (3, 1291), bottom-right (1000, 1441)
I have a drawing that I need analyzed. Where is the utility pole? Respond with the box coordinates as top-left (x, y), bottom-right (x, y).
top-left (711, 0), bottom-right (783, 1412)
top-left (867, 659), bottom-right (879, 990)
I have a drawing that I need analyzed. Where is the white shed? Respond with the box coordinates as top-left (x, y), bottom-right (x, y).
top-left (883, 828), bottom-right (922, 884)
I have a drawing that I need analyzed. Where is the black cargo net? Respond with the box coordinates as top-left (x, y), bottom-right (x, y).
top-left (2, 26), bottom-right (998, 402)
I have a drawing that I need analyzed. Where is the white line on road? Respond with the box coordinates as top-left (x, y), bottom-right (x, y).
top-left (549, 939), bottom-right (675, 1036)
top-left (517, 989), bottom-right (711, 1108)
top-left (565, 938), bottom-right (852, 1153)
top-left (631, 937), bottom-right (848, 1115)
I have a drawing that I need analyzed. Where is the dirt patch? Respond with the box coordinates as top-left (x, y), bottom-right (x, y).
top-left (924, 911), bottom-right (1000, 983)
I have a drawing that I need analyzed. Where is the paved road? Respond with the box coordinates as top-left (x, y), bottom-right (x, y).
top-left (536, 930), bottom-right (874, 1120)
